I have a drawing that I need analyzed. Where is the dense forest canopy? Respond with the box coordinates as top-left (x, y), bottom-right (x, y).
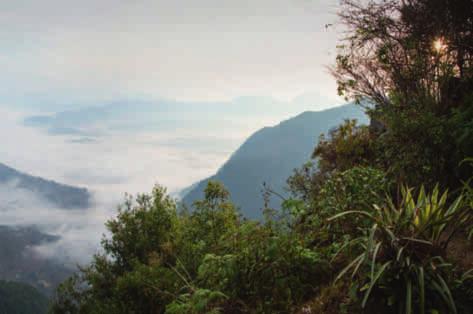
top-left (48, 1), bottom-right (473, 313)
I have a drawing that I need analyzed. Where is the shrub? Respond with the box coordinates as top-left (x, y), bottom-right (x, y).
top-left (165, 289), bottom-right (228, 314)
top-left (313, 120), bottom-right (378, 176)
top-left (331, 186), bottom-right (473, 313)
top-left (292, 166), bottom-right (389, 249)
top-left (50, 182), bottom-right (331, 314)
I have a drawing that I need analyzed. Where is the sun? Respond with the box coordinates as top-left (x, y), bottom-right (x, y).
top-left (433, 38), bottom-right (447, 53)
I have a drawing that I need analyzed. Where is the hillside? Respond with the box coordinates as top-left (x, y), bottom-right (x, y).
top-left (0, 163), bottom-right (91, 209)
top-left (182, 104), bottom-right (368, 218)
top-left (0, 280), bottom-right (49, 314)
top-left (0, 226), bottom-right (72, 296)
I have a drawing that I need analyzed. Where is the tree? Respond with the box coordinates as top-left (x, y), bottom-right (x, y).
top-left (333, 0), bottom-right (473, 188)
top-left (335, 0), bottom-right (472, 108)
top-left (50, 185), bottom-right (182, 314)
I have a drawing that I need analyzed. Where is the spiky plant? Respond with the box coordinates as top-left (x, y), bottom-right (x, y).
top-left (330, 186), bottom-right (473, 313)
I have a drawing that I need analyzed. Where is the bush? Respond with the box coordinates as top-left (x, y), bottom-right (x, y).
top-left (50, 182), bottom-right (331, 314)
top-left (292, 166), bottom-right (389, 248)
top-left (313, 120), bottom-right (378, 176)
top-left (331, 185), bottom-right (473, 313)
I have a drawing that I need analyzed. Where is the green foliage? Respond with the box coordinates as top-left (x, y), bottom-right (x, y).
top-left (287, 161), bottom-right (320, 203)
top-left (331, 186), bottom-right (473, 313)
top-left (317, 167), bottom-right (389, 220)
top-left (165, 289), bottom-right (228, 314)
top-left (288, 120), bottom-right (385, 213)
top-left (332, 0), bottom-right (473, 188)
top-left (313, 120), bottom-right (377, 176)
top-left (373, 98), bottom-right (461, 188)
top-left (50, 181), bottom-right (330, 314)
top-left (334, 0), bottom-right (473, 107)
top-left (103, 187), bottom-right (178, 268)
top-left (49, 274), bottom-right (94, 314)
top-left (197, 223), bottom-right (330, 313)
top-left (50, 186), bottom-right (183, 314)
top-left (290, 166), bottom-right (389, 249)
top-left (319, 167), bottom-right (389, 241)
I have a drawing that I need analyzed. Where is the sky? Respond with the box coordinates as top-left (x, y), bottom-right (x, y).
top-left (0, 0), bottom-right (342, 104)
top-left (0, 0), bottom-right (347, 265)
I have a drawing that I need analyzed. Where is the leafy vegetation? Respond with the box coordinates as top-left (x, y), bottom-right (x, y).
top-left (50, 183), bottom-right (330, 314)
top-left (330, 186), bottom-right (473, 313)
top-left (48, 0), bottom-right (473, 313)
top-left (332, 0), bottom-right (473, 188)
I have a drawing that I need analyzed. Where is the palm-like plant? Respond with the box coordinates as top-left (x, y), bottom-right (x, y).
top-left (330, 186), bottom-right (473, 313)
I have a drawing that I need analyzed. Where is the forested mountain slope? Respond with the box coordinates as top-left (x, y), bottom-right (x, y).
top-left (182, 104), bottom-right (367, 218)
top-left (0, 280), bottom-right (49, 314)
top-left (0, 226), bottom-right (72, 296)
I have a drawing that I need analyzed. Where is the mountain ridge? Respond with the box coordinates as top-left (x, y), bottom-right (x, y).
top-left (0, 162), bottom-right (91, 209)
top-left (182, 104), bottom-right (368, 218)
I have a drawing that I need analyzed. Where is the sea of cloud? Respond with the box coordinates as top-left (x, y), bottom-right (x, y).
top-left (0, 98), bottom-right (335, 266)
top-left (0, 104), bottom-right (245, 265)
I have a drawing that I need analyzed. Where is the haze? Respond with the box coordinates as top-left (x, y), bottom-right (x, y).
top-left (0, 0), bottom-right (341, 105)
top-left (0, 0), bottom-right (344, 264)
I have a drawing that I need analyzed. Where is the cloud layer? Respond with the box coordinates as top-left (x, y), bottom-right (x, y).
top-left (1, 104), bottom-right (239, 265)
top-left (1, 94), bottom-right (339, 265)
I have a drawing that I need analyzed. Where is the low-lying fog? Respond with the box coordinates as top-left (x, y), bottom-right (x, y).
top-left (0, 97), bottom-right (335, 266)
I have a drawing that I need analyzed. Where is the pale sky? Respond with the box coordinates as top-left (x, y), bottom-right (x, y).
top-left (0, 0), bottom-right (342, 104)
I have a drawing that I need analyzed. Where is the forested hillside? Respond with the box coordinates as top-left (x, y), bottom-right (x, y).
top-left (0, 164), bottom-right (89, 297)
top-left (0, 280), bottom-right (48, 314)
top-left (49, 0), bottom-right (473, 313)
top-left (182, 105), bottom-right (367, 218)
top-left (0, 226), bottom-right (72, 296)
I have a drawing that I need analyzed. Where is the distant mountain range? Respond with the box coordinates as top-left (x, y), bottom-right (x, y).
top-left (182, 104), bottom-right (368, 219)
top-left (22, 96), bottom-right (335, 138)
top-left (0, 163), bottom-right (91, 209)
